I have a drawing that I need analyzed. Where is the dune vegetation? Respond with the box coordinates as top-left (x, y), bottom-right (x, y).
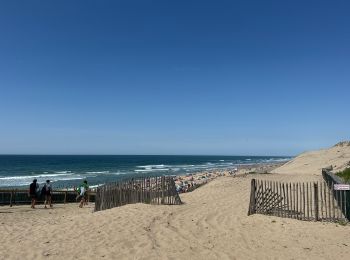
top-left (337, 168), bottom-right (350, 182)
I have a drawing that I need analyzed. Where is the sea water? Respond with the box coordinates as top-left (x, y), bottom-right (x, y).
top-left (0, 155), bottom-right (291, 188)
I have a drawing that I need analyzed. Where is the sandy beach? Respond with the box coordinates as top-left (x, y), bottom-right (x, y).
top-left (1, 171), bottom-right (349, 260)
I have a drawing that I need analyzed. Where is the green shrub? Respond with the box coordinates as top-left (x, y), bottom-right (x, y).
top-left (337, 220), bottom-right (348, 226)
top-left (336, 168), bottom-right (350, 182)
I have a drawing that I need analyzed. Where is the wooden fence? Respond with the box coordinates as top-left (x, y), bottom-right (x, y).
top-left (0, 189), bottom-right (95, 206)
top-left (322, 169), bottom-right (350, 220)
top-left (248, 178), bottom-right (348, 222)
top-left (95, 176), bottom-right (182, 212)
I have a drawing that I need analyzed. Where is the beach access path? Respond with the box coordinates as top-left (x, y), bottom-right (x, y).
top-left (0, 174), bottom-right (349, 260)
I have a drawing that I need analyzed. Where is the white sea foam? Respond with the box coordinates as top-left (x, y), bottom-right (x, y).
top-left (53, 176), bottom-right (84, 181)
top-left (134, 169), bottom-right (152, 172)
top-left (260, 158), bottom-right (291, 163)
top-left (135, 164), bottom-right (172, 173)
top-left (134, 168), bottom-right (169, 173)
top-left (85, 171), bottom-right (110, 174)
top-left (0, 172), bottom-right (74, 180)
top-left (271, 158), bottom-right (292, 162)
top-left (108, 171), bottom-right (127, 175)
top-left (0, 172), bottom-right (80, 187)
top-left (55, 171), bottom-right (72, 174)
top-left (136, 164), bottom-right (167, 169)
top-left (167, 164), bottom-right (195, 168)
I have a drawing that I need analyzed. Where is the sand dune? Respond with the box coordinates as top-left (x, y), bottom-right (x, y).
top-left (272, 141), bottom-right (350, 175)
top-left (1, 174), bottom-right (349, 260)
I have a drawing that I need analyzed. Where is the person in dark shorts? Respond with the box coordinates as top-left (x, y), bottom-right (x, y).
top-left (43, 180), bottom-right (53, 209)
top-left (29, 179), bottom-right (39, 209)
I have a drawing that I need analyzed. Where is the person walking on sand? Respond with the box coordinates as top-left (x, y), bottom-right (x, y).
top-left (29, 179), bottom-right (39, 209)
top-left (76, 180), bottom-right (89, 208)
top-left (42, 180), bottom-right (53, 209)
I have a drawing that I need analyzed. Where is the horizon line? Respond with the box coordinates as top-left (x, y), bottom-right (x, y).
top-left (0, 153), bottom-right (294, 157)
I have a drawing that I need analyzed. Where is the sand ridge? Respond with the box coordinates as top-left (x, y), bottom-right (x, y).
top-left (272, 142), bottom-right (350, 175)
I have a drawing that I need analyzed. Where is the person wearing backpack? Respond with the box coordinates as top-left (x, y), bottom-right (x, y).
top-left (41, 180), bottom-right (53, 209)
top-left (29, 179), bottom-right (39, 209)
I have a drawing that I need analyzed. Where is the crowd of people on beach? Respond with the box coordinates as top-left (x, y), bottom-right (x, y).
top-left (28, 179), bottom-right (90, 209)
top-left (174, 168), bottom-right (238, 193)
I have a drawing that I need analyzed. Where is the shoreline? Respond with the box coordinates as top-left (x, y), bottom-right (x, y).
top-left (0, 161), bottom-right (289, 191)
top-left (0, 155), bottom-right (291, 189)
top-left (174, 161), bottom-right (287, 193)
top-left (0, 161), bottom-right (288, 208)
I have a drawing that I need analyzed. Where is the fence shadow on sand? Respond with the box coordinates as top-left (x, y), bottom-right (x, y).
top-left (248, 170), bottom-right (349, 222)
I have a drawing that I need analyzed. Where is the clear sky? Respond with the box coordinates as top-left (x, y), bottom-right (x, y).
top-left (0, 0), bottom-right (349, 156)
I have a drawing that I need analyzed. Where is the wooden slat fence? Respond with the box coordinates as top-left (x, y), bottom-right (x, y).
top-left (0, 189), bottom-right (95, 206)
top-left (94, 176), bottom-right (182, 212)
top-left (248, 178), bottom-right (348, 222)
top-left (322, 169), bottom-right (350, 221)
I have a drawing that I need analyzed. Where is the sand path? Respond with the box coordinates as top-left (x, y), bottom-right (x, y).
top-left (1, 175), bottom-right (349, 260)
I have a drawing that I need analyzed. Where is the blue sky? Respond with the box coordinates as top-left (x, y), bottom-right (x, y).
top-left (0, 0), bottom-right (349, 155)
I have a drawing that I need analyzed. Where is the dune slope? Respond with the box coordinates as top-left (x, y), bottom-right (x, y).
top-left (272, 141), bottom-right (350, 175)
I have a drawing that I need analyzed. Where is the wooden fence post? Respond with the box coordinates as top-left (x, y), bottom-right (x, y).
top-left (161, 176), bottom-right (165, 204)
top-left (314, 183), bottom-right (319, 221)
top-left (10, 190), bottom-right (13, 207)
top-left (331, 184), bottom-right (335, 221)
top-left (248, 179), bottom-right (256, 215)
top-left (64, 191), bottom-right (67, 204)
top-left (13, 189), bottom-right (17, 206)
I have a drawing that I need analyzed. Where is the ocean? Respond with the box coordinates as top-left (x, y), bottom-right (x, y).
top-left (0, 155), bottom-right (291, 188)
